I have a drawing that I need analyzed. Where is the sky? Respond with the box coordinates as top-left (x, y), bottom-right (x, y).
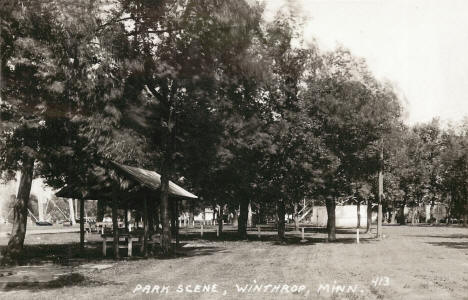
top-left (264, 0), bottom-right (468, 126)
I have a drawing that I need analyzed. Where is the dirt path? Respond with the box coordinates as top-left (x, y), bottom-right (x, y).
top-left (0, 225), bottom-right (467, 299)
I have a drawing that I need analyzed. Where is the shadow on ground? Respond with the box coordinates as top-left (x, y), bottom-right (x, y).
top-left (427, 241), bottom-right (468, 250)
top-left (0, 227), bottom-right (374, 267)
top-left (405, 234), bottom-right (468, 239)
top-left (0, 272), bottom-right (107, 292)
top-left (0, 239), bottom-right (229, 266)
top-left (178, 229), bottom-right (376, 246)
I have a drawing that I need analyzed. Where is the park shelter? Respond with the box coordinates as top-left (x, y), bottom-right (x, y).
top-left (55, 161), bottom-right (197, 257)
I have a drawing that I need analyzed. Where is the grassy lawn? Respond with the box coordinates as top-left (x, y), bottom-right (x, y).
top-left (0, 225), bottom-right (467, 299)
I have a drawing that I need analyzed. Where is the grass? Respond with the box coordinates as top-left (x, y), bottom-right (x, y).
top-left (0, 225), bottom-right (467, 299)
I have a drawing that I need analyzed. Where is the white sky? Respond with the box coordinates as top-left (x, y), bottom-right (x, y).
top-left (264, 0), bottom-right (468, 125)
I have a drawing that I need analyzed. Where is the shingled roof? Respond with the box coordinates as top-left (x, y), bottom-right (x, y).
top-left (111, 161), bottom-right (197, 199)
top-left (56, 162), bottom-right (198, 200)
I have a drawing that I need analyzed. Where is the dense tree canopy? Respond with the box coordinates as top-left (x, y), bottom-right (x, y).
top-left (1, 0), bottom-right (468, 263)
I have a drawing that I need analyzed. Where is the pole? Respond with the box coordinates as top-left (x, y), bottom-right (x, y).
top-left (300, 227), bottom-right (306, 243)
top-left (112, 186), bottom-right (119, 259)
top-left (80, 199), bottom-right (85, 252)
top-left (377, 141), bottom-right (384, 239)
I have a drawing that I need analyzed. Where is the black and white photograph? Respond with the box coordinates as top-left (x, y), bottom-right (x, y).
top-left (0, 0), bottom-right (467, 299)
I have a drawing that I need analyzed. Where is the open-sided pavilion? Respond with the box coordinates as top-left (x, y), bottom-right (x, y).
top-left (55, 161), bottom-right (197, 257)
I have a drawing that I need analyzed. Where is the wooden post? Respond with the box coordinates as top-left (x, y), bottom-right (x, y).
top-left (356, 227), bottom-right (360, 244)
top-left (128, 238), bottom-right (133, 257)
top-left (80, 199), bottom-right (85, 252)
top-left (200, 224), bottom-right (203, 237)
top-left (257, 226), bottom-right (261, 238)
top-left (102, 238), bottom-right (107, 256)
top-left (377, 142), bottom-right (384, 239)
top-left (216, 226), bottom-right (219, 237)
top-left (143, 196), bottom-right (148, 257)
top-left (112, 187), bottom-right (119, 259)
top-left (124, 204), bottom-right (129, 232)
top-left (300, 227), bottom-right (306, 243)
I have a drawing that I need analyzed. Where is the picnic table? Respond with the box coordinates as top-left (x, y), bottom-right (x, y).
top-left (101, 231), bottom-right (159, 257)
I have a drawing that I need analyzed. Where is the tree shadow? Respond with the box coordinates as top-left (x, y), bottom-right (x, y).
top-left (0, 272), bottom-right (110, 291)
top-left (177, 228), bottom-right (375, 246)
top-left (427, 241), bottom-right (468, 250)
top-left (404, 234), bottom-right (468, 239)
top-left (0, 238), bottom-right (227, 267)
top-left (0, 242), bottom-right (105, 266)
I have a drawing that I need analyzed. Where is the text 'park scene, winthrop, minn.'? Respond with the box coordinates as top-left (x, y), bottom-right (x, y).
top-left (0, 1), bottom-right (467, 299)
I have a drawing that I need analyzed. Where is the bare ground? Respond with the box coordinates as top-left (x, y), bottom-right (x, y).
top-left (0, 225), bottom-right (467, 300)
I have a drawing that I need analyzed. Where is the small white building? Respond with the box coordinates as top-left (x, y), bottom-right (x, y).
top-left (307, 205), bottom-right (377, 228)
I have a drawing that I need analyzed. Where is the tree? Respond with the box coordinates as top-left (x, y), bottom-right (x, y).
top-left (0, 0), bottom-right (127, 263)
top-left (304, 49), bottom-right (401, 241)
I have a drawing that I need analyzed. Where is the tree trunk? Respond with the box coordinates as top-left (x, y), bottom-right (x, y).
top-left (258, 202), bottom-right (265, 224)
top-left (124, 204), bottom-right (129, 232)
top-left (112, 187), bottom-right (119, 259)
top-left (160, 172), bottom-right (172, 255)
top-left (390, 198), bottom-right (397, 224)
top-left (154, 201), bottom-right (160, 233)
top-left (1, 157), bottom-right (34, 264)
top-left (366, 198), bottom-right (372, 233)
top-left (326, 197), bottom-right (336, 242)
top-left (147, 195), bottom-right (154, 236)
top-left (430, 198), bottom-right (435, 223)
top-left (247, 203), bottom-right (253, 227)
top-left (143, 196), bottom-right (148, 257)
top-left (68, 199), bottom-right (76, 225)
top-left (188, 201), bottom-right (194, 228)
top-left (170, 198), bottom-right (177, 237)
top-left (218, 205), bottom-right (224, 235)
top-left (446, 194), bottom-right (452, 226)
top-left (232, 209), bottom-right (238, 226)
top-left (74, 199), bottom-right (78, 222)
top-left (464, 189), bottom-right (468, 227)
top-left (97, 199), bottom-right (105, 222)
top-left (391, 208), bottom-right (397, 224)
top-left (398, 201), bottom-right (406, 225)
top-left (377, 149), bottom-right (383, 239)
top-left (80, 199), bottom-right (85, 253)
top-left (238, 199), bottom-right (249, 239)
top-left (294, 203), bottom-right (299, 231)
top-left (277, 200), bottom-right (286, 241)
top-left (175, 199), bottom-right (179, 246)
